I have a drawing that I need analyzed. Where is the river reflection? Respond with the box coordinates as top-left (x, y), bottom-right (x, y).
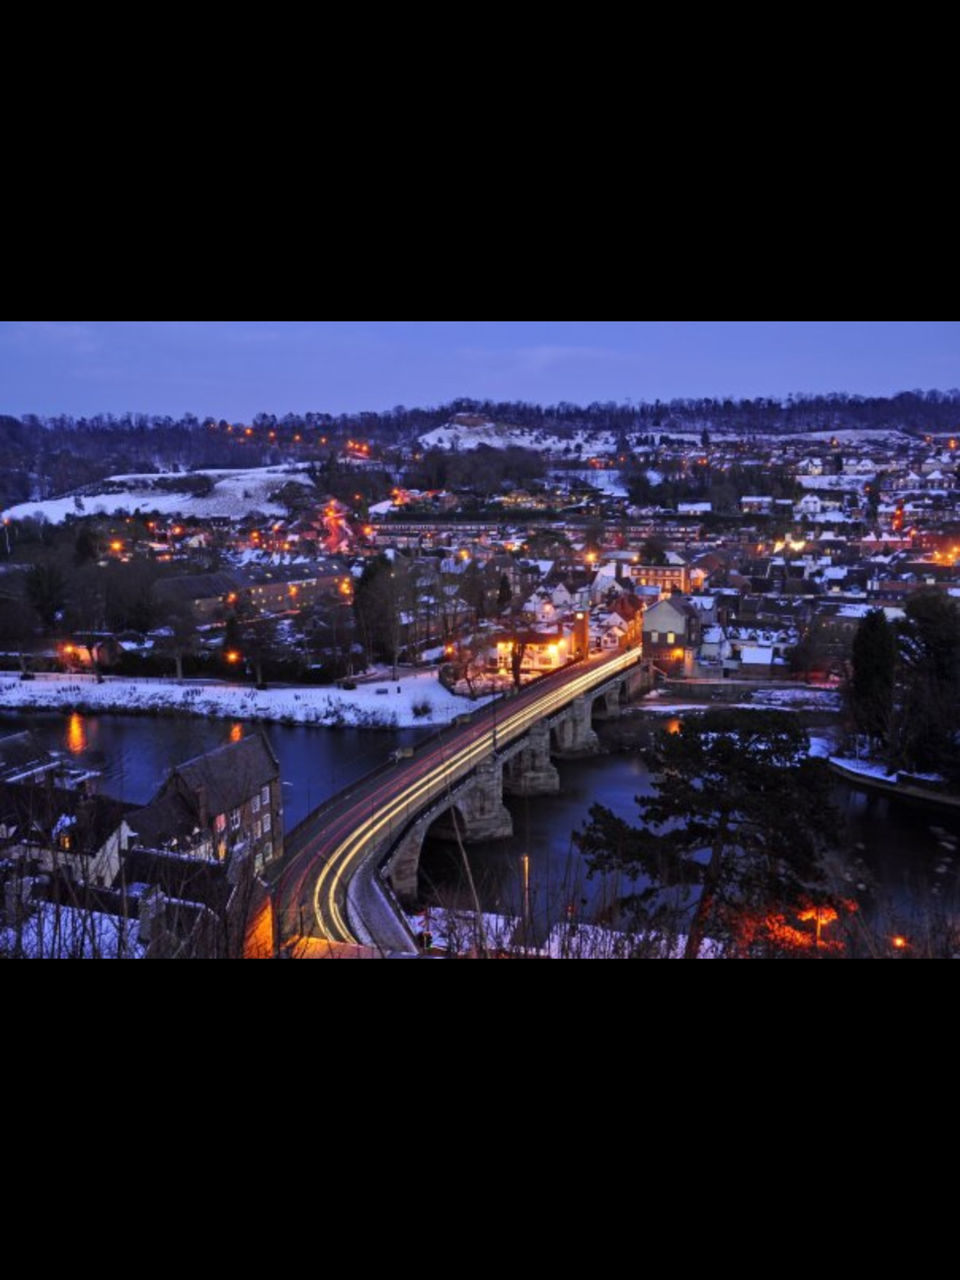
top-left (66, 713), bottom-right (87, 755)
top-left (0, 711), bottom-right (426, 833)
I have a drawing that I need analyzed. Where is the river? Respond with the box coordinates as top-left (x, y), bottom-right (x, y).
top-left (0, 710), bottom-right (426, 833)
top-left (4, 709), bottom-right (958, 944)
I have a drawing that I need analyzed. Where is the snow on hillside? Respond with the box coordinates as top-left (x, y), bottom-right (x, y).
top-left (420, 422), bottom-right (620, 456)
top-left (785, 428), bottom-right (915, 445)
top-left (799, 475), bottom-right (876, 491)
top-left (0, 670), bottom-right (487, 731)
top-left (2, 466), bottom-right (316, 526)
top-left (552, 469), bottom-right (629, 497)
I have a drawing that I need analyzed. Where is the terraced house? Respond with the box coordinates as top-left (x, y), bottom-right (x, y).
top-left (129, 734), bottom-right (283, 874)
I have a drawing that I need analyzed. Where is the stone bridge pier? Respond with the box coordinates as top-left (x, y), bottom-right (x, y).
top-left (385, 759), bottom-right (513, 906)
top-left (550, 696), bottom-right (600, 757)
top-left (383, 660), bottom-right (654, 905)
top-left (503, 724), bottom-right (560, 797)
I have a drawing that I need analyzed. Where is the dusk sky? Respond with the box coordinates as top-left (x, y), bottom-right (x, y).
top-left (2, 321), bottom-right (957, 420)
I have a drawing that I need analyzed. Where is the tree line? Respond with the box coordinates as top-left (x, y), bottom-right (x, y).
top-left (4, 391), bottom-right (958, 511)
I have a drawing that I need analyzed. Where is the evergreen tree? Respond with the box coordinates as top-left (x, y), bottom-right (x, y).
top-left (574, 710), bottom-right (840, 958)
top-left (894, 591), bottom-right (960, 780)
top-left (25, 563), bottom-right (67, 629)
top-left (849, 610), bottom-right (898, 748)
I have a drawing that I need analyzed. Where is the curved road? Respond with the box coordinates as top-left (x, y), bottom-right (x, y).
top-left (272, 648), bottom-right (645, 954)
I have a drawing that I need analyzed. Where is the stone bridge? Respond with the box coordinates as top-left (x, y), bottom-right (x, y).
top-left (384, 660), bottom-right (652, 904)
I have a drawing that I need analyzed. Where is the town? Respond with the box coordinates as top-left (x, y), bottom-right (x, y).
top-left (2, 377), bottom-right (959, 958)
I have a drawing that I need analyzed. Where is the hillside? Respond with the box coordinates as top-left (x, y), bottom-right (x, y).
top-left (3, 465), bottom-right (316, 526)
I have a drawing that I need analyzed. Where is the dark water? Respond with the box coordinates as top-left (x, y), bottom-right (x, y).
top-left (420, 734), bottom-right (960, 939)
top-left (0, 711), bottom-right (426, 833)
top-left (5, 710), bottom-right (959, 941)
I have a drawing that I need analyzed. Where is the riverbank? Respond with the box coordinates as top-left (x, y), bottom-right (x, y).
top-left (0, 670), bottom-right (484, 730)
top-left (596, 688), bottom-right (844, 752)
top-left (827, 758), bottom-right (960, 811)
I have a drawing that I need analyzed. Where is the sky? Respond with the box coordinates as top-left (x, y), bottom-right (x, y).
top-left (1, 320), bottom-right (957, 420)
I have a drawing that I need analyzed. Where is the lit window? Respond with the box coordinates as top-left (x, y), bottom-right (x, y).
top-left (252, 796), bottom-right (261, 815)
top-left (254, 820), bottom-right (262, 840)
top-left (216, 813), bottom-right (227, 834)
top-left (667, 633), bottom-right (676, 646)
top-left (263, 813), bottom-right (271, 835)
top-left (261, 786), bottom-right (270, 807)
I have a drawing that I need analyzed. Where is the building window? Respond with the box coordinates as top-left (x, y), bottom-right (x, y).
top-left (254, 820), bottom-right (262, 840)
top-left (263, 813), bottom-right (271, 835)
top-left (230, 809), bottom-right (241, 832)
top-left (216, 813), bottom-right (227, 834)
top-left (261, 786), bottom-right (270, 807)
top-left (667, 633), bottom-right (676, 646)
top-left (651, 631), bottom-right (659, 644)
top-left (252, 796), bottom-right (261, 815)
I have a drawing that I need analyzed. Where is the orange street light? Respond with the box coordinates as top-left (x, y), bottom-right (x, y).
top-left (225, 650), bottom-right (242, 666)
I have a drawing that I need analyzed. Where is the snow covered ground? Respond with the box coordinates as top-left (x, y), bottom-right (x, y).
top-left (419, 423), bottom-right (620, 456)
top-left (829, 756), bottom-right (897, 781)
top-left (405, 908), bottom-right (721, 958)
top-left (0, 904), bottom-right (144, 959)
top-left (2, 465), bottom-right (316, 526)
top-left (0, 670), bottom-right (487, 730)
top-left (552, 468), bottom-right (629, 497)
top-left (751, 687), bottom-right (844, 711)
top-left (786, 429), bottom-right (914, 445)
top-left (799, 475), bottom-right (876, 491)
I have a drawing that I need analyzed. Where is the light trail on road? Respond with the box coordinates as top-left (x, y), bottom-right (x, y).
top-left (279, 649), bottom-right (644, 949)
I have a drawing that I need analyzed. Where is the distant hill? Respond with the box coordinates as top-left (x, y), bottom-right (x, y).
top-left (2, 392), bottom-right (958, 510)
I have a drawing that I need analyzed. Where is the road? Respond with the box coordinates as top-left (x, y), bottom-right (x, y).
top-left (271, 648), bottom-right (645, 954)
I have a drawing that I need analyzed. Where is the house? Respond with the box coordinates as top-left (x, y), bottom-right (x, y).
top-left (678, 502), bottom-right (713, 516)
top-left (494, 627), bottom-right (573, 676)
top-left (128, 733), bottom-right (283, 874)
top-left (0, 783), bottom-right (134, 889)
top-left (642, 598), bottom-right (702, 675)
top-left (155, 572), bottom-right (248, 624)
top-left (738, 646), bottom-right (778, 679)
top-left (629, 561), bottom-right (691, 595)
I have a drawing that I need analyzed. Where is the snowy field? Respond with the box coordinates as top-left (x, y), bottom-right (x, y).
top-left (0, 670), bottom-right (487, 730)
top-left (419, 423), bottom-right (620, 456)
top-left (2, 465), bottom-right (316, 526)
top-left (785, 429), bottom-right (915, 445)
top-left (551, 468), bottom-right (630, 497)
top-left (799, 475), bottom-right (876, 491)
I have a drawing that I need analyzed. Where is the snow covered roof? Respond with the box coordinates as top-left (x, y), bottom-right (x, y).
top-left (740, 647), bottom-right (774, 665)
